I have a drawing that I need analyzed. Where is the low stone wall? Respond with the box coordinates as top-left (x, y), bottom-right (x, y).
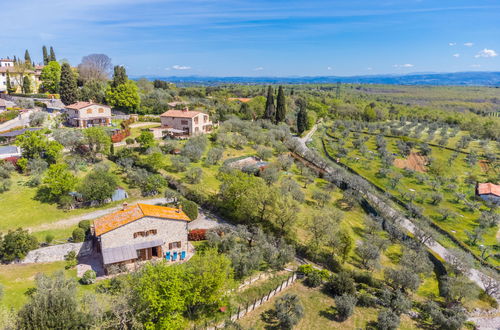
top-left (21, 241), bottom-right (92, 264)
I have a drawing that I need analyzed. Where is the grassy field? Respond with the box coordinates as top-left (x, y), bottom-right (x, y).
top-left (0, 261), bottom-right (75, 309)
top-left (316, 124), bottom-right (499, 267)
top-left (238, 281), bottom-right (419, 329)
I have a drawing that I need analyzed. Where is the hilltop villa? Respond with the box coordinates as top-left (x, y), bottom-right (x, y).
top-left (65, 101), bottom-right (111, 128)
top-left (93, 203), bottom-right (191, 273)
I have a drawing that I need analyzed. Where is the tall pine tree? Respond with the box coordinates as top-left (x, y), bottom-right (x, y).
top-left (49, 47), bottom-right (56, 62)
top-left (24, 50), bottom-right (32, 66)
top-left (275, 86), bottom-right (286, 123)
top-left (296, 98), bottom-right (308, 135)
top-left (42, 46), bottom-right (49, 65)
top-left (111, 65), bottom-right (128, 87)
top-left (60, 63), bottom-right (78, 105)
top-left (264, 86), bottom-right (276, 122)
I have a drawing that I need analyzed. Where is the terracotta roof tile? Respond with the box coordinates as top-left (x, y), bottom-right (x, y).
top-left (160, 109), bottom-right (202, 118)
top-left (65, 101), bottom-right (106, 110)
top-left (477, 183), bottom-right (500, 197)
top-left (94, 203), bottom-right (190, 236)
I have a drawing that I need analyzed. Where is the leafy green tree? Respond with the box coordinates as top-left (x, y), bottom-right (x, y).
top-left (296, 98), bottom-right (308, 134)
top-left (40, 61), bottom-right (61, 93)
top-left (186, 167), bottom-right (203, 184)
top-left (80, 270), bottom-right (96, 285)
top-left (276, 85), bottom-right (286, 122)
top-left (17, 272), bottom-right (88, 330)
top-left (49, 47), bottom-right (56, 62)
top-left (80, 79), bottom-right (107, 103)
top-left (326, 271), bottom-right (356, 296)
top-left (0, 228), bottom-right (38, 262)
top-left (42, 163), bottom-right (78, 202)
top-left (264, 86), bottom-right (276, 122)
top-left (274, 294), bottom-right (304, 329)
top-left (106, 81), bottom-right (140, 112)
top-left (205, 147), bottom-right (224, 165)
top-left (59, 63), bottom-right (78, 105)
top-left (22, 76), bottom-right (32, 94)
top-left (140, 174), bottom-right (166, 196)
top-left (83, 127), bottom-right (111, 160)
top-left (136, 130), bottom-right (155, 149)
top-left (15, 131), bottom-right (63, 164)
top-left (78, 167), bottom-right (118, 204)
top-left (333, 229), bottom-right (353, 263)
top-left (42, 46), bottom-right (49, 65)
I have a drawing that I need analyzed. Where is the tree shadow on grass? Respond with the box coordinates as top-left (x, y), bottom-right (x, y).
top-left (318, 306), bottom-right (337, 321)
top-left (260, 309), bottom-right (280, 330)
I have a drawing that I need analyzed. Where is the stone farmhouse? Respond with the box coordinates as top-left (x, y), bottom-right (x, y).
top-left (65, 101), bottom-right (112, 128)
top-left (92, 203), bottom-right (191, 273)
top-left (156, 108), bottom-right (213, 137)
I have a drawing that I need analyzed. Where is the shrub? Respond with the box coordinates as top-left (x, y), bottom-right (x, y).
top-left (274, 294), bottom-right (304, 329)
top-left (297, 264), bottom-right (315, 275)
top-left (335, 294), bottom-right (357, 321)
top-left (80, 270), bottom-right (96, 285)
top-left (72, 228), bottom-right (85, 242)
top-left (78, 220), bottom-right (91, 233)
top-left (64, 250), bottom-right (78, 269)
top-left (188, 229), bottom-right (207, 241)
top-left (325, 271), bottom-right (356, 296)
top-left (305, 270), bottom-right (323, 288)
top-left (357, 292), bottom-right (378, 307)
top-left (0, 228), bottom-right (39, 262)
top-left (125, 138), bottom-right (135, 145)
top-left (44, 233), bottom-right (55, 244)
top-left (182, 200), bottom-right (198, 220)
top-left (377, 308), bottom-right (400, 330)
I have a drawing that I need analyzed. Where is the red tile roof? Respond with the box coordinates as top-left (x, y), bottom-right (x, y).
top-left (160, 109), bottom-right (202, 118)
top-left (65, 101), bottom-right (99, 110)
top-left (0, 59), bottom-right (14, 62)
top-left (94, 203), bottom-right (191, 236)
top-left (477, 183), bottom-right (500, 197)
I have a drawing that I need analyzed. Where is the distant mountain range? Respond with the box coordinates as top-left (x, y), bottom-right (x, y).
top-left (134, 71), bottom-right (500, 86)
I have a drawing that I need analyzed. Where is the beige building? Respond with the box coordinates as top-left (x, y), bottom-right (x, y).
top-left (93, 203), bottom-right (191, 273)
top-left (159, 108), bottom-right (213, 136)
top-left (65, 101), bottom-right (111, 128)
top-left (0, 59), bottom-right (41, 94)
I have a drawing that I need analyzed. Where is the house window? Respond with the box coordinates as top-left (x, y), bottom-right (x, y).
top-left (98, 108), bottom-right (104, 113)
top-left (133, 231), bottom-right (145, 238)
top-left (168, 241), bottom-right (182, 249)
top-left (194, 117), bottom-right (198, 124)
top-left (86, 108), bottom-right (93, 114)
top-left (145, 229), bottom-right (157, 236)
top-left (181, 120), bottom-right (188, 125)
top-left (204, 115), bottom-right (208, 123)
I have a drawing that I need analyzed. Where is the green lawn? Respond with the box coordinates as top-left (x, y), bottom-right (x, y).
top-left (0, 261), bottom-right (74, 309)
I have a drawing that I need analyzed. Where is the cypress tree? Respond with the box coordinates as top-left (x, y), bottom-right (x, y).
top-left (49, 47), bottom-right (56, 62)
top-left (264, 86), bottom-right (276, 122)
top-left (276, 86), bottom-right (286, 123)
top-left (60, 63), bottom-right (79, 105)
top-left (13, 56), bottom-right (17, 64)
top-left (111, 66), bottom-right (128, 87)
top-left (22, 76), bottom-right (32, 94)
top-left (42, 46), bottom-right (49, 65)
top-left (6, 71), bottom-right (15, 94)
top-left (24, 50), bottom-right (32, 66)
top-left (296, 98), bottom-right (308, 135)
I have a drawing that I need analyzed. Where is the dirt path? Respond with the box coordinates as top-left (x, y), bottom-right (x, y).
top-left (27, 197), bottom-right (166, 232)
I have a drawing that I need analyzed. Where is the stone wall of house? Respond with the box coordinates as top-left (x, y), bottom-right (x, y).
top-left (100, 216), bottom-right (189, 256)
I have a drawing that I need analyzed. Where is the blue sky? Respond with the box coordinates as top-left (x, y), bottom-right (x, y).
top-left (0, 0), bottom-right (499, 76)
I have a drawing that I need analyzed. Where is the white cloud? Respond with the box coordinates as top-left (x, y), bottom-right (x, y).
top-left (172, 65), bottom-right (191, 70)
top-left (448, 42), bottom-right (456, 46)
top-left (471, 64), bottom-right (481, 68)
top-left (464, 42), bottom-right (474, 47)
top-left (327, 66), bottom-right (333, 70)
top-left (253, 67), bottom-right (264, 71)
top-left (393, 64), bottom-right (414, 68)
top-left (452, 53), bottom-right (460, 58)
top-left (475, 48), bottom-right (498, 58)
top-left (367, 67), bottom-right (373, 71)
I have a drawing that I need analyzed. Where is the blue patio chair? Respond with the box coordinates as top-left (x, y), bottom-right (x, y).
top-left (180, 251), bottom-right (186, 260)
top-left (165, 251), bottom-right (171, 261)
top-left (173, 252), bottom-right (178, 261)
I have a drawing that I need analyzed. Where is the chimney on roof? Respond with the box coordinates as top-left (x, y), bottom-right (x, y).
top-left (122, 202), bottom-right (128, 211)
